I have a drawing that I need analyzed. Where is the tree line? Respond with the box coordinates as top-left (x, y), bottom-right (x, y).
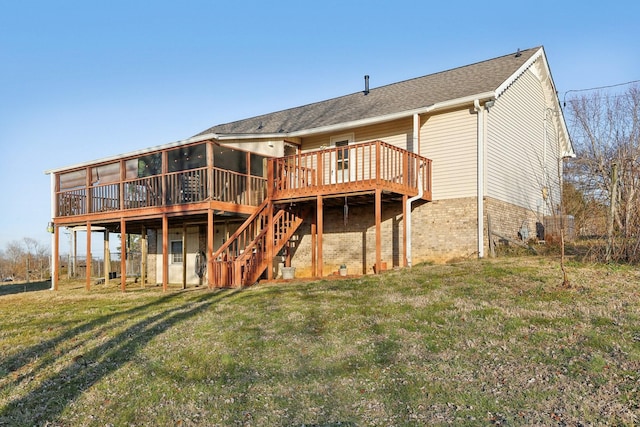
top-left (564, 83), bottom-right (640, 263)
top-left (0, 238), bottom-right (50, 282)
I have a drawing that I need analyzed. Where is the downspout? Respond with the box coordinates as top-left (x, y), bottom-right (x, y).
top-left (474, 99), bottom-right (485, 258)
top-left (406, 113), bottom-right (422, 267)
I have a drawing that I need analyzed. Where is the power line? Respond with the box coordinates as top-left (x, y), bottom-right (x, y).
top-left (563, 79), bottom-right (640, 105)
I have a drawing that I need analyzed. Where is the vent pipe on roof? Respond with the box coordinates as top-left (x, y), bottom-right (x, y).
top-left (364, 75), bottom-right (370, 95)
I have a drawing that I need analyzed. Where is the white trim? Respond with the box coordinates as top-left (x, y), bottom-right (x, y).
top-left (474, 99), bottom-right (485, 259)
top-left (170, 240), bottom-right (183, 264)
top-left (50, 173), bottom-right (56, 290)
top-left (330, 133), bottom-right (355, 184)
top-left (495, 48), bottom-right (543, 98)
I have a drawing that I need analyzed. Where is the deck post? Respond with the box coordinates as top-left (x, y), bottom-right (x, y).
top-left (267, 159), bottom-right (274, 199)
top-left (317, 152), bottom-right (324, 186)
top-left (206, 141), bottom-right (214, 200)
top-left (311, 215), bottom-right (317, 277)
top-left (317, 195), bottom-right (323, 277)
top-left (71, 229), bottom-right (77, 279)
top-left (141, 225), bottom-right (147, 287)
top-left (86, 222), bottom-right (91, 291)
top-left (375, 189), bottom-right (382, 274)
top-left (162, 214), bottom-right (168, 292)
top-left (182, 224), bottom-right (187, 289)
top-left (119, 159), bottom-right (126, 211)
top-left (104, 230), bottom-right (110, 285)
top-left (52, 224), bottom-right (59, 291)
top-left (403, 194), bottom-right (408, 267)
top-left (207, 208), bottom-right (214, 289)
top-left (120, 218), bottom-right (127, 292)
top-left (375, 142), bottom-right (381, 185)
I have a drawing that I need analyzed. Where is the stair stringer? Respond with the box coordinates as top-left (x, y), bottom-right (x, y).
top-left (235, 205), bottom-right (308, 286)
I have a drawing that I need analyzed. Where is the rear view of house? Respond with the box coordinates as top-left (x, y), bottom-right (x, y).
top-left (45, 46), bottom-right (573, 290)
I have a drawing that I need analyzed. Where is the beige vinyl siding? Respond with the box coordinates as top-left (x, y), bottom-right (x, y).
top-left (300, 117), bottom-right (412, 152)
top-left (420, 109), bottom-right (477, 200)
top-left (354, 118), bottom-right (413, 150)
top-left (219, 139), bottom-right (285, 157)
top-left (487, 68), bottom-right (559, 215)
top-left (299, 118), bottom-right (413, 184)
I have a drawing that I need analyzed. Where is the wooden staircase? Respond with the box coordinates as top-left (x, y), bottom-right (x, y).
top-left (210, 199), bottom-right (307, 287)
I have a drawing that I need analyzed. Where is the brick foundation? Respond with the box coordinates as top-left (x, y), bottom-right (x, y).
top-left (290, 196), bottom-right (541, 275)
top-left (484, 197), bottom-right (542, 246)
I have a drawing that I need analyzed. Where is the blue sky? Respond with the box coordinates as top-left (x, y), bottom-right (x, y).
top-left (0, 0), bottom-right (638, 252)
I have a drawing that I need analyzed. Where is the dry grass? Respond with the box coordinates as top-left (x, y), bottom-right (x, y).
top-left (0, 257), bottom-right (639, 426)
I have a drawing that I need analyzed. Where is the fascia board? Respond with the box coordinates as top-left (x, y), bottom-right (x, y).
top-left (44, 133), bottom-right (219, 175)
top-left (215, 91), bottom-right (496, 141)
top-left (495, 47), bottom-right (543, 98)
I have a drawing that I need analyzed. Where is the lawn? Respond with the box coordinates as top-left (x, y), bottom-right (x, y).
top-left (0, 257), bottom-right (639, 426)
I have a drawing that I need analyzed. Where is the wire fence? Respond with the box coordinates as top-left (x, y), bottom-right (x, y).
top-left (63, 252), bottom-right (143, 279)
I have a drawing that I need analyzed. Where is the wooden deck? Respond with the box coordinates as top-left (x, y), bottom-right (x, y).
top-left (49, 139), bottom-right (433, 290)
top-left (54, 140), bottom-right (431, 224)
top-left (269, 140), bottom-right (432, 202)
top-left (55, 166), bottom-right (267, 223)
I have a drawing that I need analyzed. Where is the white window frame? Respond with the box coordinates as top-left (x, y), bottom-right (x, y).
top-left (330, 133), bottom-right (355, 183)
top-left (170, 240), bottom-right (183, 264)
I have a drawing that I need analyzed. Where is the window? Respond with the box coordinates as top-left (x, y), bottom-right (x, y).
top-left (214, 146), bottom-right (247, 174)
top-left (168, 144), bottom-right (207, 173)
top-left (330, 133), bottom-right (354, 183)
top-left (250, 153), bottom-right (266, 177)
top-left (59, 169), bottom-right (86, 190)
top-left (136, 153), bottom-right (162, 178)
top-left (92, 162), bottom-right (120, 185)
top-left (170, 240), bottom-right (183, 264)
top-left (335, 139), bottom-right (349, 171)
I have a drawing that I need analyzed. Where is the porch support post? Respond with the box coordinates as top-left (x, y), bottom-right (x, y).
top-left (317, 195), bottom-right (323, 277)
top-left (141, 225), bottom-right (147, 287)
top-left (50, 173), bottom-right (58, 290)
top-left (120, 218), bottom-right (127, 292)
top-left (207, 208), bottom-right (214, 289)
top-left (311, 214), bottom-right (317, 277)
top-left (104, 230), bottom-right (110, 285)
top-left (375, 189), bottom-right (382, 274)
top-left (182, 224), bottom-right (187, 289)
top-left (402, 194), bottom-right (408, 267)
top-left (52, 224), bottom-right (59, 291)
top-left (162, 214), bottom-right (168, 292)
top-left (71, 229), bottom-right (77, 279)
top-left (206, 141), bottom-right (214, 200)
top-left (86, 222), bottom-right (91, 291)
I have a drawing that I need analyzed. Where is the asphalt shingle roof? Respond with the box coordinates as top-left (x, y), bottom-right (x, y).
top-left (196, 47), bottom-right (540, 136)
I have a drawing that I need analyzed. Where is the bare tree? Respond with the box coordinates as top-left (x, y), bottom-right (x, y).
top-left (23, 237), bottom-right (50, 281)
top-left (0, 239), bottom-right (50, 282)
top-left (4, 241), bottom-right (26, 280)
top-left (566, 84), bottom-right (640, 262)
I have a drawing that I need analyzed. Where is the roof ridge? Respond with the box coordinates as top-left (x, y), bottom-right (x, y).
top-left (362, 46), bottom-right (542, 92)
top-left (195, 46), bottom-right (542, 137)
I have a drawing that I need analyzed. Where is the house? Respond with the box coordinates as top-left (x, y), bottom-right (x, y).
top-left (45, 46), bottom-right (573, 291)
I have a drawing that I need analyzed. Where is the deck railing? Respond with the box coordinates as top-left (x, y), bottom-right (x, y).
top-left (56, 166), bottom-right (267, 217)
top-left (210, 199), bottom-right (307, 287)
top-left (55, 140), bottom-right (430, 217)
top-left (269, 140), bottom-right (431, 200)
